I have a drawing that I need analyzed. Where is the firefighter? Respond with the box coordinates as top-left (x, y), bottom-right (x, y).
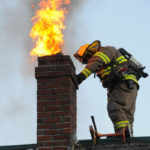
top-left (74, 40), bottom-right (138, 136)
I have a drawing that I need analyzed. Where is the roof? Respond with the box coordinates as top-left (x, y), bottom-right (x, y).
top-left (0, 144), bottom-right (37, 150)
top-left (76, 136), bottom-right (150, 150)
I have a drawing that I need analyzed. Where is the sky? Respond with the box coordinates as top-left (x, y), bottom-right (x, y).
top-left (0, 0), bottom-right (150, 146)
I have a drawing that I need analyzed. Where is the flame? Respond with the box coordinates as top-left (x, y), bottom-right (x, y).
top-left (30, 0), bottom-right (71, 57)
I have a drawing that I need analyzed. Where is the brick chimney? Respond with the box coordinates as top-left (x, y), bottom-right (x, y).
top-left (35, 54), bottom-right (78, 150)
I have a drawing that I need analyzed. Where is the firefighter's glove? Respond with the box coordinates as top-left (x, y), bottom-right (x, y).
top-left (76, 73), bottom-right (86, 85)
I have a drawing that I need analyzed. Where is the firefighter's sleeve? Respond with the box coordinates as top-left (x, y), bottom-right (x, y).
top-left (77, 47), bottom-right (116, 85)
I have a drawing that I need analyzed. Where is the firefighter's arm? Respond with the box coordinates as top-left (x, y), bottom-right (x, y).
top-left (76, 71), bottom-right (89, 85)
top-left (77, 47), bottom-right (116, 85)
top-left (76, 61), bottom-right (99, 85)
top-left (76, 54), bottom-right (108, 85)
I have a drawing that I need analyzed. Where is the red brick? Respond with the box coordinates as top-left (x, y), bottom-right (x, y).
top-left (38, 106), bottom-right (45, 112)
top-left (44, 128), bottom-right (71, 135)
top-left (46, 105), bottom-right (63, 111)
top-left (62, 129), bottom-right (71, 134)
top-left (38, 124), bottom-right (54, 129)
top-left (45, 117), bottom-right (62, 123)
top-left (62, 117), bottom-right (70, 122)
top-left (38, 136), bottom-right (52, 141)
top-left (53, 89), bottom-right (69, 93)
top-left (37, 130), bottom-right (45, 135)
top-left (37, 96), bottom-right (45, 101)
top-left (39, 148), bottom-right (52, 150)
top-left (56, 77), bottom-right (70, 82)
top-left (45, 141), bottom-right (70, 146)
top-left (36, 55), bottom-right (77, 149)
top-left (64, 105), bottom-right (71, 110)
top-left (38, 118), bottom-right (45, 124)
top-left (38, 100), bottom-right (71, 106)
top-left (38, 84), bottom-right (61, 89)
top-left (53, 100), bottom-right (70, 105)
top-left (38, 112), bottom-right (52, 118)
top-left (45, 129), bottom-right (62, 135)
top-left (53, 135), bottom-right (70, 140)
top-left (53, 111), bottom-right (70, 117)
top-left (54, 147), bottom-right (67, 150)
top-left (55, 123), bottom-right (70, 128)
top-left (38, 101), bottom-right (52, 106)
top-left (38, 89), bottom-right (51, 94)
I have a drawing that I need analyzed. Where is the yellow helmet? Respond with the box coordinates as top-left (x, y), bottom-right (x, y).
top-left (74, 40), bottom-right (101, 64)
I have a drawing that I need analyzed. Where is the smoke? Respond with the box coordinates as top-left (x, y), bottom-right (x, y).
top-left (63, 0), bottom-right (86, 52)
top-left (0, 0), bottom-right (36, 145)
top-left (0, 0), bottom-right (94, 145)
top-left (63, 0), bottom-right (89, 72)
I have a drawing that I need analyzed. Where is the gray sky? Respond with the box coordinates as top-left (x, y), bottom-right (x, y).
top-left (0, 0), bottom-right (150, 146)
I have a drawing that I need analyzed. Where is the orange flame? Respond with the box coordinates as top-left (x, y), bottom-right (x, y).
top-left (30, 0), bottom-right (71, 57)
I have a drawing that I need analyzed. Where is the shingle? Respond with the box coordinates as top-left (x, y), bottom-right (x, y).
top-left (76, 137), bottom-right (150, 150)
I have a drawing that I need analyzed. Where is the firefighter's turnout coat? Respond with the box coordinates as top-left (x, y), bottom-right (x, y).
top-left (80, 46), bottom-right (138, 133)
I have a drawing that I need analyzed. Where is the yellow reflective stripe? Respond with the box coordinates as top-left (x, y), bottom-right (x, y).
top-left (115, 121), bottom-right (129, 129)
top-left (116, 56), bottom-right (124, 62)
top-left (81, 68), bottom-right (92, 78)
top-left (116, 56), bottom-right (127, 63)
top-left (101, 71), bottom-right (111, 78)
top-left (116, 56), bottom-right (128, 64)
top-left (100, 66), bottom-right (111, 74)
top-left (119, 59), bottom-right (128, 64)
top-left (116, 124), bottom-right (128, 129)
top-left (94, 52), bottom-right (110, 64)
top-left (115, 121), bottom-right (129, 126)
top-left (100, 66), bottom-right (111, 78)
top-left (124, 74), bottom-right (138, 84)
top-left (113, 64), bottom-right (117, 67)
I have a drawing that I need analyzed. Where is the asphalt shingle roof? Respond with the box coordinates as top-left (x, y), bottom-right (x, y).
top-left (77, 136), bottom-right (150, 150)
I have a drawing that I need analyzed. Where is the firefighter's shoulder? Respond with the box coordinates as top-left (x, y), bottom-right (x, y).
top-left (101, 46), bottom-right (117, 51)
